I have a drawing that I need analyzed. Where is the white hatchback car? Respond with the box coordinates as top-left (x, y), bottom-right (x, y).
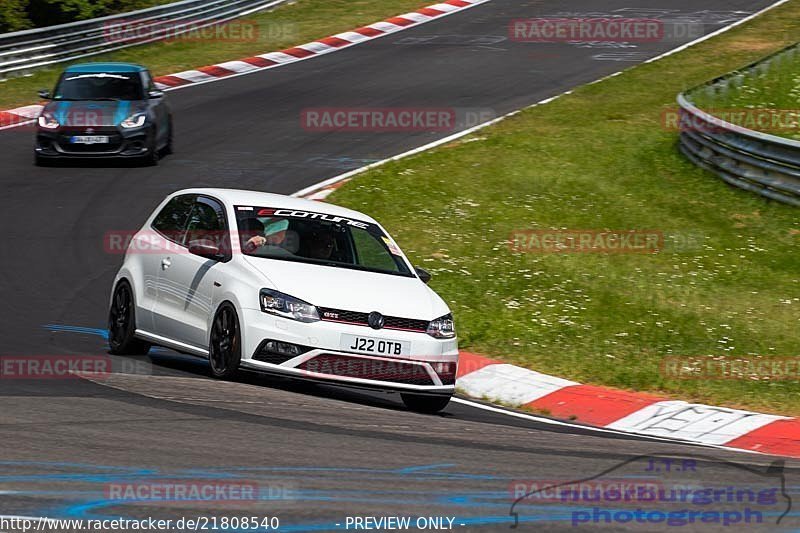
top-left (108, 188), bottom-right (458, 412)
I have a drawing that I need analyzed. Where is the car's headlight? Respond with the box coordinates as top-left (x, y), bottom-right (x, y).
top-left (38, 112), bottom-right (59, 129)
top-left (427, 313), bottom-right (456, 339)
top-left (260, 289), bottom-right (320, 323)
top-left (120, 113), bottom-right (146, 129)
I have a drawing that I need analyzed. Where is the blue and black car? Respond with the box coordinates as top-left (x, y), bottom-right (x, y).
top-left (35, 62), bottom-right (173, 166)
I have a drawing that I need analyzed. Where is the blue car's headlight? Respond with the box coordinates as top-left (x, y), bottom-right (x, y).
top-left (38, 112), bottom-right (59, 129)
top-left (260, 289), bottom-right (320, 323)
top-left (121, 113), bottom-right (146, 129)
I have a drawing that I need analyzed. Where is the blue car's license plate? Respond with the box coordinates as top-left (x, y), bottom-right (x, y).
top-left (70, 136), bottom-right (109, 144)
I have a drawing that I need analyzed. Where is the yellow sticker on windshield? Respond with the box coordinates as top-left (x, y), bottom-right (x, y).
top-left (382, 236), bottom-right (402, 256)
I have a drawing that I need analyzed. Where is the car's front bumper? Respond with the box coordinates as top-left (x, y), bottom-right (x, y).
top-left (35, 126), bottom-right (152, 158)
top-left (239, 309), bottom-right (459, 394)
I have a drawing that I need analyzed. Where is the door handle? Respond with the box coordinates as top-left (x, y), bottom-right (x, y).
top-left (161, 258), bottom-right (171, 270)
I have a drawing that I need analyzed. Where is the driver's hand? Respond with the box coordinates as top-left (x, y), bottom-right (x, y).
top-left (245, 235), bottom-right (266, 251)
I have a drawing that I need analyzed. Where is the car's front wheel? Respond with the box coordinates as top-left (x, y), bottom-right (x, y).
top-left (401, 393), bottom-right (452, 414)
top-left (108, 281), bottom-right (151, 355)
top-left (34, 153), bottom-right (53, 167)
top-left (209, 303), bottom-right (241, 380)
top-left (161, 117), bottom-right (174, 156)
top-left (141, 129), bottom-right (160, 166)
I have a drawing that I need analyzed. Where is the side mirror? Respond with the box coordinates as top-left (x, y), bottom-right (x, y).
top-left (148, 90), bottom-right (165, 99)
top-left (38, 89), bottom-right (51, 99)
top-left (415, 266), bottom-right (432, 284)
top-left (188, 240), bottom-right (221, 261)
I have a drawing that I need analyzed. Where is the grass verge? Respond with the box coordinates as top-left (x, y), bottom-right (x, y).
top-left (0, 0), bottom-right (429, 110)
top-left (330, 1), bottom-right (800, 416)
top-left (690, 43), bottom-right (800, 141)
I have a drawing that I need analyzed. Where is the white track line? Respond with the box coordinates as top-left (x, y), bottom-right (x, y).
top-left (451, 398), bottom-right (768, 457)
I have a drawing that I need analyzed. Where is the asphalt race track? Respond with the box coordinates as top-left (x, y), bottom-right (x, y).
top-left (1, 0), bottom-right (798, 530)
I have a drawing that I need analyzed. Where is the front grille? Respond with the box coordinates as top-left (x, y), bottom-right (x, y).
top-left (318, 307), bottom-right (429, 333)
top-left (57, 127), bottom-right (122, 154)
top-left (384, 316), bottom-right (429, 332)
top-left (297, 354), bottom-right (434, 385)
top-left (58, 134), bottom-right (122, 153)
top-left (319, 308), bottom-right (368, 325)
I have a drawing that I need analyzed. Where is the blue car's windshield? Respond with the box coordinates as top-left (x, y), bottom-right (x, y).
top-left (53, 72), bottom-right (144, 101)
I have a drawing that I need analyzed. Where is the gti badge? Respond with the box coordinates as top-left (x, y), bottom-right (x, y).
top-left (367, 311), bottom-right (385, 330)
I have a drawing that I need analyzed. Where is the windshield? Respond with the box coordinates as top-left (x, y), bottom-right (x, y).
top-left (235, 206), bottom-right (413, 277)
top-left (53, 72), bottom-right (144, 101)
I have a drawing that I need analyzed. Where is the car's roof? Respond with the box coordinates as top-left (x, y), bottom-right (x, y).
top-left (172, 188), bottom-right (380, 225)
top-left (65, 62), bottom-right (147, 73)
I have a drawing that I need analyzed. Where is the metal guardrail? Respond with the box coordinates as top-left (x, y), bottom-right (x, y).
top-left (0, 0), bottom-right (288, 79)
top-left (678, 43), bottom-right (800, 207)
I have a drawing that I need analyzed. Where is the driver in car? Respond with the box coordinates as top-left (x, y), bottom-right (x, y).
top-left (241, 219), bottom-right (294, 255)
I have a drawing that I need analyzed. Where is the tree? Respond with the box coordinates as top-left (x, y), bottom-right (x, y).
top-left (43, 0), bottom-right (116, 21)
top-left (0, 0), bottom-right (32, 33)
top-left (5, 0), bottom-right (163, 30)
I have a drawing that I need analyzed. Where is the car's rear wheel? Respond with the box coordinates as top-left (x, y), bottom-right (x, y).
top-left (401, 393), bottom-right (452, 414)
top-left (108, 281), bottom-right (151, 355)
top-left (209, 303), bottom-right (241, 380)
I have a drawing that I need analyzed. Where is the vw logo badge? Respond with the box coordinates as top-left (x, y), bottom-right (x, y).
top-left (368, 311), bottom-right (385, 330)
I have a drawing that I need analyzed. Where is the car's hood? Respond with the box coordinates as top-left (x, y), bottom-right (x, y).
top-left (243, 257), bottom-right (449, 320)
top-left (43, 100), bottom-right (146, 127)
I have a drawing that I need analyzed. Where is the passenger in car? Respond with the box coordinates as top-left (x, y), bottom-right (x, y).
top-left (306, 230), bottom-right (335, 260)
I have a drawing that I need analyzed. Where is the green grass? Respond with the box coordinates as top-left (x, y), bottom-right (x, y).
top-left (0, 0), bottom-right (429, 109)
top-left (691, 43), bottom-right (800, 140)
top-left (330, 1), bottom-right (800, 416)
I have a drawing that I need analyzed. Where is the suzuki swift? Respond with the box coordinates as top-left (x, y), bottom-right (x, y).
top-left (35, 62), bottom-right (172, 166)
top-left (108, 189), bottom-right (458, 412)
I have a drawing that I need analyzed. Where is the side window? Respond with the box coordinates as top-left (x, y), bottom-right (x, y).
top-left (152, 194), bottom-right (195, 245)
top-left (142, 71), bottom-right (155, 92)
top-left (184, 197), bottom-right (230, 257)
top-left (351, 229), bottom-right (399, 272)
